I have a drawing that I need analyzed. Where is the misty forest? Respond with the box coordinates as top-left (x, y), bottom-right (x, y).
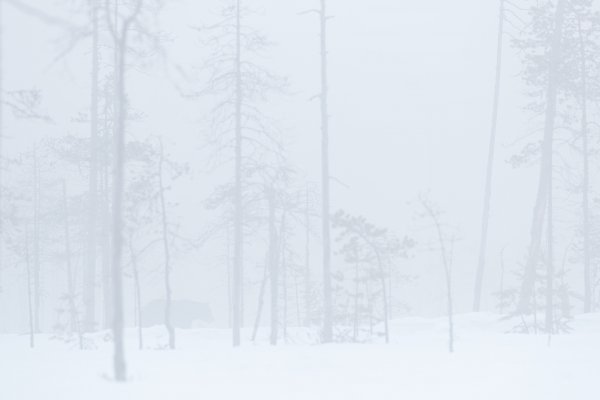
top-left (0, 0), bottom-right (599, 399)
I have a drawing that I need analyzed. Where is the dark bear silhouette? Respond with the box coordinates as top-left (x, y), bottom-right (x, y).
top-left (141, 300), bottom-right (214, 329)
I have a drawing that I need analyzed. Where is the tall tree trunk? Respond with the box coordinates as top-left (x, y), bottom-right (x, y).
top-left (577, 15), bottom-right (592, 313)
top-left (374, 251), bottom-right (389, 344)
top-left (33, 148), bottom-right (41, 333)
top-left (158, 139), bottom-right (175, 349)
top-left (353, 260), bottom-right (359, 342)
top-left (474, 0), bottom-right (505, 312)
top-left (268, 190), bottom-right (279, 346)
top-left (280, 213), bottom-right (288, 342)
top-left (128, 237), bottom-right (143, 350)
top-left (62, 181), bottom-right (78, 334)
top-left (84, 0), bottom-right (100, 333)
top-left (227, 225), bottom-right (232, 328)
top-left (0, 0), bottom-right (4, 298)
top-left (111, 9), bottom-right (134, 381)
top-left (320, 0), bottom-right (333, 344)
top-left (25, 227), bottom-right (34, 348)
top-left (101, 81), bottom-right (112, 331)
top-left (232, 0), bottom-right (243, 348)
top-left (304, 187), bottom-right (311, 326)
top-left (423, 201), bottom-right (454, 352)
top-left (499, 246), bottom-right (506, 314)
top-left (517, 0), bottom-right (565, 315)
top-left (251, 257), bottom-right (269, 342)
top-left (546, 183), bottom-right (554, 334)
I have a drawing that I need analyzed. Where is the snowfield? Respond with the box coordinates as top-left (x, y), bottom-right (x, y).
top-left (3, 313), bottom-right (599, 400)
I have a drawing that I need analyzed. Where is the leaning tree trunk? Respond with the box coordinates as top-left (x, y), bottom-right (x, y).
top-left (473, 0), bottom-right (505, 312)
top-left (517, 0), bottom-right (565, 316)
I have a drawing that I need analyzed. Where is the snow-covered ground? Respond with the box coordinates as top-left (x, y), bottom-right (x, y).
top-left (3, 313), bottom-right (599, 400)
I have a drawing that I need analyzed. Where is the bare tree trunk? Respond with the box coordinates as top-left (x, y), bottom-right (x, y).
top-left (0, 0), bottom-right (4, 297)
top-left (232, 0), bottom-right (243, 348)
top-left (499, 246), bottom-right (506, 314)
top-left (474, 0), bottom-right (504, 312)
top-left (374, 251), bottom-right (389, 344)
top-left (546, 183), bottom-right (554, 334)
top-left (517, 0), bottom-right (565, 315)
top-left (84, 0), bottom-right (100, 333)
top-left (25, 227), bottom-right (34, 348)
top-left (227, 225), bottom-right (232, 329)
top-left (101, 82), bottom-right (112, 331)
top-left (293, 268), bottom-right (301, 328)
top-left (422, 201), bottom-right (454, 353)
top-left (268, 190), bottom-right (279, 346)
top-left (128, 237), bottom-right (143, 350)
top-left (577, 15), bottom-right (592, 313)
top-left (111, 3), bottom-right (138, 379)
top-left (158, 139), bottom-right (175, 350)
top-left (304, 187), bottom-right (311, 326)
top-left (320, 0), bottom-right (333, 344)
top-left (353, 261), bottom-right (359, 342)
top-left (62, 181), bottom-right (77, 332)
top-left (33, 148), bottom-right (41, 333)
top-left (251, 258), bottom-right (268, 342)
top-left (280, 213), bottom-right (288, 342)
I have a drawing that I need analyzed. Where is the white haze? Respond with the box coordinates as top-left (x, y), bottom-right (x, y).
top-left (0, 0), bottom-right (597, 399)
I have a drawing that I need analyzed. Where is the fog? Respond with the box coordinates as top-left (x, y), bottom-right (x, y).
top-left (0, 1), bottom-right (598, 399)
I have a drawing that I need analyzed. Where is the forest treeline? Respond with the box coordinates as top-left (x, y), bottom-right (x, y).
top-left (0, 0), bottom-right (598, 382)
